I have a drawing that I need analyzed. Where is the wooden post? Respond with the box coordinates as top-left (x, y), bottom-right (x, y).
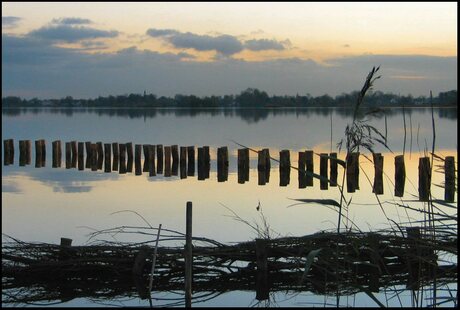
top-left (406, 227), bottom-right (421, 290)
top-left (217, 146), bottom-right (228, 182)
top-left (148, 145), bottom-right (156, 177)
top-left (126, 142), bottom-right (133, 173)
top-left (185, 202), bottom-right (193, 308)
top-left (85, 141), bottom-right (92, 169)
top-left (156, 144), bottom-right (163, 174)
top-left (104, 143), bottom-right (112, 173)
top-left (279, 150), bottom-right (290, 186)
top-left (65, 142), bottom-right (72, 169)
top-left (134, 144), bottom-right (142, 176)
top-left (346, 152), bottom-right (359, 192)
top-left (418, 157), bottom-right (431, 201)
top-left (263, 149), bottom-right (270, 183)
top-left (119, 143), bottom-right (127, 174)
top-left (330, 152), bottom-right (338, 187)
top-left (19, 140), bottom-right (27, 166)
top-left (171, 145), bottom-right (179, 176)
top-left (40, 139), bottom-right (46, 167)
top-left (112, 142), bottom-right (119, 171)
top-left (320, 153), bottom-right (328, 190)
top-left (394, 155), bottom-right (406, 197)
top-left (298, 151), bottom-right (307, 188)
top-left (372, 153), bottom-right (384, 195)
top-left (143, 144), bottom-right (150, 172)
top-left (70, 141), bottom-right (77, 168)
top-left (52, 140), bottom-right (61, 168)
top-left (96, 142), bottom-right (104, 170)
top-left (255, 239), bottom-right (269, 301)
top-left (35, 140), bottom-right (42, 168)
top-left (444, 156), bottom-right (455, 202)
top-left (25, 140), bottom-right (31, 165)
top-left (258, 149), bottom-right (267, 186)
top-left (164, 146), bottom-right (171, 177)
top-left (238, 148), bottom-right (249, 184)
top-left (204, 146), bottom-right (210, 179)
top-left (180, 146), bottom-right (187, 179)
top-left (91, 143), bottom-right (98, 171)
top-left (59, 237), bottom-right (73, 261)
top-left (305, 150), bottom-right (314, 186)
top-left (78, 142), bottom-right (84, 170)
top-left (187, 146), bottom-right (195, 177)
top-left (4, 139), bottom-right (14, 165)
top-left (197, 147), bottom-right (205, 181)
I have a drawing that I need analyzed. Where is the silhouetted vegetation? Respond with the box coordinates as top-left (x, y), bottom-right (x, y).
top-left (2, 89), bottom-right (457, 108)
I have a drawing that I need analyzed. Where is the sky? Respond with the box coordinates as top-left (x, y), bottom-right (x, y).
top-left (2, 2), bottom-right (457, 99)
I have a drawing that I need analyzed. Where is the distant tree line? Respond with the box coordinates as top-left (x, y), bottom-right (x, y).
top-left (2, 89), bottom-right (457, 108)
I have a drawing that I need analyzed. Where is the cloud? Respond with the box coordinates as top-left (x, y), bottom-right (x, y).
top-left (146, 28), bottom-right (180, 37)
top-left (244, 38), bottom-right (289, 51)
top-left (51, 17), bottom-right (93, 25)
top-left (2, 33), bottom-right (457, 99)
top-left (2, 16), bottom-right (21, 29)
top-left (147, 28), bottom-right (244, 56)
top-left (29, 24), bottom-right (119, 43)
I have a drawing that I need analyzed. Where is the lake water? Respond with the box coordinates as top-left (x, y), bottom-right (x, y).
top-left (2, 107), bottom-right (457, 307)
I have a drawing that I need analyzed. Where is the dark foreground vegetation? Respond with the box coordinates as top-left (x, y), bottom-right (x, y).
top-left (2, 89), bottom-right (457, 108)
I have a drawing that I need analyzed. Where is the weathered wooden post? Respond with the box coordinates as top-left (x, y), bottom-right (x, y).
top-left (171, 145), bottom-right (179, 176)
top-left (96, 142), bottom-right (104, 170)
top-left (24, 140), bottom-right (31, 165)
top-left (185, 201), bottom-right (193, 308)
top-left (35, 140), bottom-right (43, 168)
top-left (204, 146), bottom-right (210, 179)
top-left (111, 143), bottom-right (119, 171)
top-left (104, 143), bottom-right (112, 173)
top-left (59, 237), bottom-right (73, 261)
top-left (298, 151), bottom-right (307, 188)
top-left (372, 153), bottom-right (384, 195)
top-left (197, 147), bottom-right (206, 181)
top-left (70, 141), bottom-right (77, 168)
top-left (148, 145), bottom-right (156, 177)
top-left (255, 239), bottom-right (269, 301)
top-left (19, 140), bottom-right (27, 166)
top-left (418, 157), bottom-right (431, 201)
top-left (406, 227), bottom-right (421, 290)
top-left (394, 155), bottom-right (406, 197)
top-left (238, 148), bottom-right (249, 184)
top-left (143, 144), bottom-right (150, 173)
top-left (134, 144), bottom-right (142, 175)
top-left (156, 144), bottom-right (163, 174)
top-left (164, 146), bottom-right (171, 177)
top-left (52, 140), bottom-right (61, 168)
top-left (180, 146), bottom-right (187, 179)
top-left (91, 143), bottom-right (98, 171)
top-left (187, 146), bottom-right (195, 177)
top-left (258, 149), bottom-right (267, 186)
top-left (263, 149), bottom-right (270, 183)
top-left (320, 153), bottom-right (328, 190)
top-left (444, 156), bottom-right (455, 202)
top-left (85, 141), bottom-right (92, 169)
top-left (305, 150), bottom-right (314, 186)
top-left (217, 146), bottom-right (228, 182)
top-left (4, 139), bottom-right (14, 165)
top-left (78, 142), bottom-right (84, 170)
top-left (40, 139), bottom-right (46, 167)
top-left (119, 143), bottom-right (127, 174)
top-left (279, 150), bottom-right (290, 186)
top-left (126, 142), bottom-right (133, 173)
top-left (346, 152), bottom-right (359, 192)
top-left (65, 142), bottom-right (72, 169)
top-left (329, 152), bottom-right (338, 187)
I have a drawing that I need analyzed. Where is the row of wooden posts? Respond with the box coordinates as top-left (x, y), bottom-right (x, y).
top-left (3, 138), bottom-right (456, 202)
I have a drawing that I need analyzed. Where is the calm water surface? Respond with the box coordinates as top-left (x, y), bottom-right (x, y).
top-left (2, 107), bottom-right (457, 307)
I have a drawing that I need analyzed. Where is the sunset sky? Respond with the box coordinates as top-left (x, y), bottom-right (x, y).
top-left (2, 2), bottom-right (457, 99)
